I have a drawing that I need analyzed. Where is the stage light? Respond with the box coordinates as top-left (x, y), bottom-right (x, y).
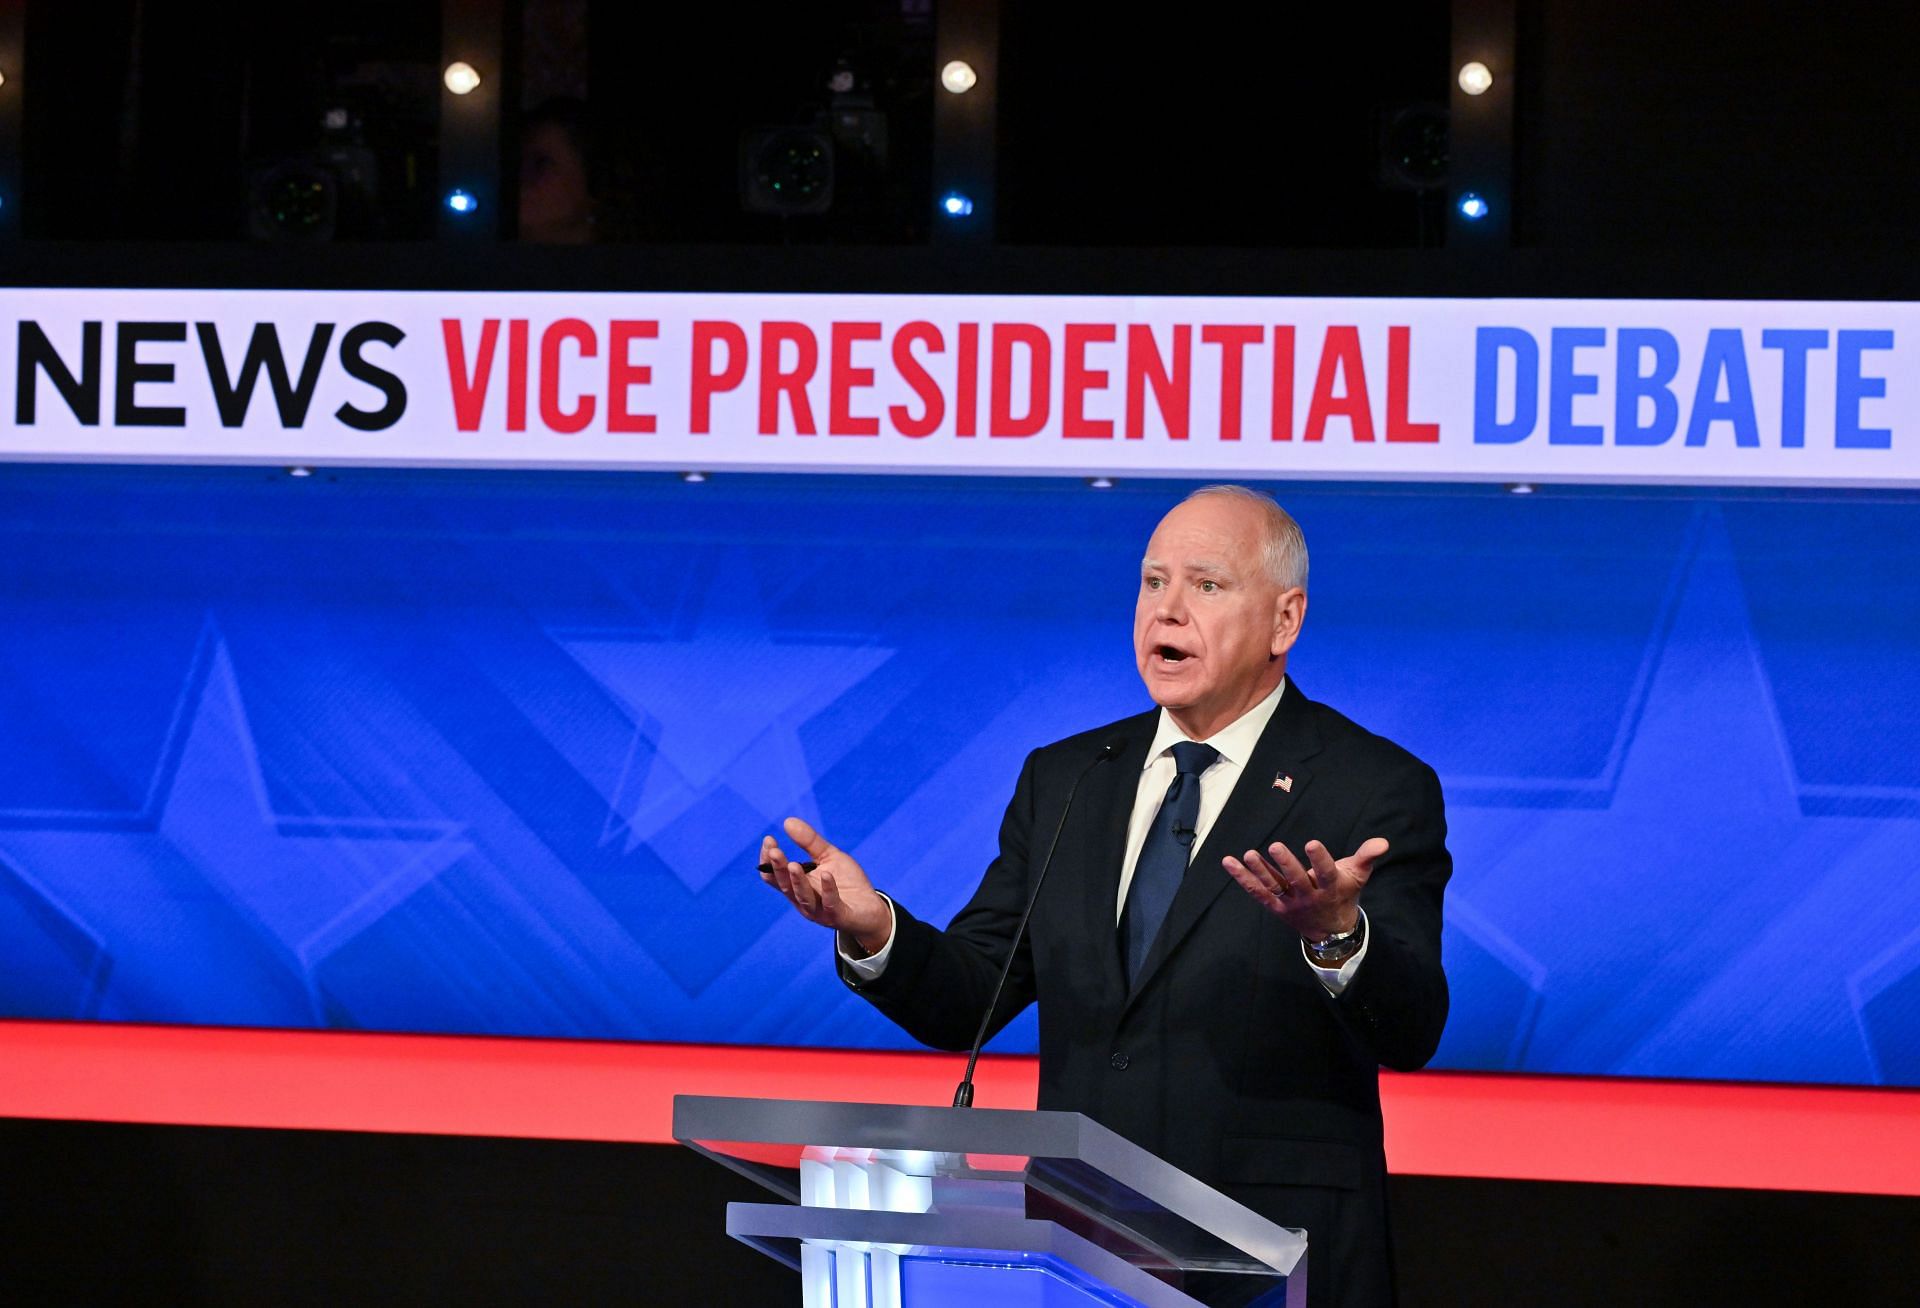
top-left (443, 62), bottom-right (481, 96)
top-left (681, 471), bottom-right (709, 484)
top-left (445, 188), bottom-right (478, 215)
top-left (1457, 192), bottom-right (1489, 220)
top-left (1505, 482), bottom-right (1536, 495)
top-left (941, 60), bottom-right (977, 94)
top-left (287, 466), bottom-right (314, 479)
top-left (1377, 104), bottom-right (1449, 193)
top-left (1458, 62), bottom-right (1493, 96)
top-left (248, 163), bottom-right (337, 241)
top-left (740, 129), bottom-right (835, 215)
top-left (941, 192), bottom-right (974, 217)
top-left (1086, 476), bottom-right (1115, 490)
top-left (0, 69), bottom-right (8, 91)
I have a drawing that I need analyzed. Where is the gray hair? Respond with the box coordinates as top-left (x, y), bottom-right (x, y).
top-left (1181, 484), bottom-right (1309, 592)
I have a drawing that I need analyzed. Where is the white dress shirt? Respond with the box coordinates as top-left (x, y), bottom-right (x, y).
top-left (842, 677), bottom-right (1368, 993)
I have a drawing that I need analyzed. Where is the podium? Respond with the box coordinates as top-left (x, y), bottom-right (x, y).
top-left (674, 1094), bottom-right (1306, 1308)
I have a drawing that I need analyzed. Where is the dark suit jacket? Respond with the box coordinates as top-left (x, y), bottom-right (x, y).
top-left (840, 682), bottom-right (1451, 1308)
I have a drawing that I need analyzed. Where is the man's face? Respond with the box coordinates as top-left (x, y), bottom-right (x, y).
top-left (1133, 496), bottom-right (1304, 738)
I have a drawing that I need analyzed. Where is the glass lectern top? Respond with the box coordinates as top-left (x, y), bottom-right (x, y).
top-left (672, 1094), bottom-right (1306, 1281)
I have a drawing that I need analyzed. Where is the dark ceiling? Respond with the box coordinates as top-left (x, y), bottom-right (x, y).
top-left (8, 1), bottom-right (1920, 253)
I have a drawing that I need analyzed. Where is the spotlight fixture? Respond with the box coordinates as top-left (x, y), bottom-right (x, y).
top-left (443, 62), bottom-right (481, 96)
top-left (681, 471), bottom-right (709, 484)
top-left (445, 188), bottom-right (478, 215)
top-left (1086, 476), bottom-right (1115, 490)
top-left (1458, 61), bottom-right (1493, 96)
top-left (940, 60), bottom-right (978, 94)
top-left (1377, 104), bottom-right (1449, 192)
top-left (287, 466), bottom-right (314, 478)
top-left (1457, 192), bottom-right (1489, 221)
top-left (740, 128), bottom-right (835, 215)
top-left (940, 192), bottom-right (974, 217)
top-left (0, 69), bottom-right (8, 91)
top-left (1505, 482), bottom-right (1536, 495)
top-left (248, 162), bottom-right (338, 241)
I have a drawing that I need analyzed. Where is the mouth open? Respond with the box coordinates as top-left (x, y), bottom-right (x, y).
top-left (1156, 644), bottom-right (1191, 664)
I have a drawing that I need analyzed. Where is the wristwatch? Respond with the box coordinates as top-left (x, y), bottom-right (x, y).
top-left (1305, 914), bottom-right (1366, 967)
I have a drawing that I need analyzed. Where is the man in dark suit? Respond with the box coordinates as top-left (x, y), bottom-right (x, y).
top-left (759, 485), bottom-right (1451, 1308)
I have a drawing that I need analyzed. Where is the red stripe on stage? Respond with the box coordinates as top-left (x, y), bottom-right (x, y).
top-left (2, 1020), bottom-right (1917, 1196)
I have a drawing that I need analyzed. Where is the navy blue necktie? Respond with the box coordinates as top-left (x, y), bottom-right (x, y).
top-left (1123, 740), bottom-right (1219, 983)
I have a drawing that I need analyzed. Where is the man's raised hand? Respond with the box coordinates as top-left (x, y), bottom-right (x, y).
top-left (1223, 836), bottom-right (1389, 943)
top-left (759, 817), bottom-right (893, 953)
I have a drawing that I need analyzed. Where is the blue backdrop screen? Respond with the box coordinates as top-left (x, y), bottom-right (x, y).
top-left (1, 465), bottom-right (1916, 1088)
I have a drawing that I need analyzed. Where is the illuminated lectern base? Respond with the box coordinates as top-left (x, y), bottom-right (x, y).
top-left (675, 1096), bottom-right (1306, 1308)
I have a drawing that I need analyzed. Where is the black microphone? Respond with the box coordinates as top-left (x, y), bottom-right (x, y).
top-left (953, 735), bottom-right (1124, 1109)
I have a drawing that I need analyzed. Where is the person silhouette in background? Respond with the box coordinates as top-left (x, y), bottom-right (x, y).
top-left (517, 98), bottom-right (630, 243)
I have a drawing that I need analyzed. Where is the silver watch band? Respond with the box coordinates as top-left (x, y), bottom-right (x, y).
top-left (1306, 914), bottom-right (1365, 964)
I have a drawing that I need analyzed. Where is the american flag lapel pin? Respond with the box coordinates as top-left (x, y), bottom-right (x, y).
top-left (1273, 773), bottom-right (1294, 793)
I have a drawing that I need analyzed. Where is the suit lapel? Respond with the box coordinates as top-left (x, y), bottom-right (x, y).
top-left (1122, 683), bottom-right (1325, 1006)
top-left (1070, 716), bottom-right (1156, 1005)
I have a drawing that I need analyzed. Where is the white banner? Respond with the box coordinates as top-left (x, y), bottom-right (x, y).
top-left (2, 289), bottom-right (1914, 487)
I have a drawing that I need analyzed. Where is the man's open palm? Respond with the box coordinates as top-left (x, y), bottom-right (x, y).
top-left (759, 817), bottom-right (892, 947)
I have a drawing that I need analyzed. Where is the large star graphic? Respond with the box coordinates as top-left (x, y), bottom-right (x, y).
top-left (556, 553), bottom-right (893, 891)
top-left (1439, 506), bottom-right (1920, 1085)
top-left (0, 624), bottom-right (468, 1027)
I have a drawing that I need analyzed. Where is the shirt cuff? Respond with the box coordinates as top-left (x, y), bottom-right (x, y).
top-left (837, 893), bottom-right (898, 981)
top-left (1303, 908), bottom-right (1369, 995)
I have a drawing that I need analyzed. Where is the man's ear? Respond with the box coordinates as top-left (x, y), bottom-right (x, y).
top-left (1270, 587), bottom-right (1307, 659)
